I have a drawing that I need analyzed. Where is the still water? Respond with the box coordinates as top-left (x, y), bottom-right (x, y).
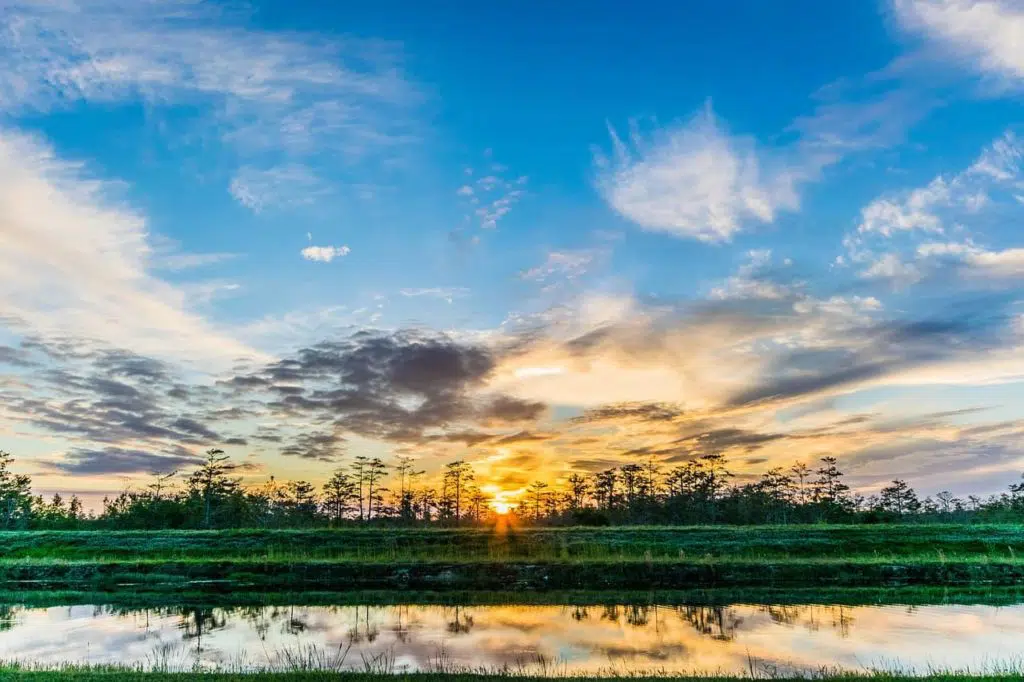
top-left (1, 602), bottom-right (1023, 674)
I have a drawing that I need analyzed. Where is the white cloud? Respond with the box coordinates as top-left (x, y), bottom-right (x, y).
top-left (917, 241), bottom-right (1024, 278)
top-left (0, 129), bottom-right (256, 366)
top-left (148, 238), bottom-right (238, 272)
top-left (399, 287), bottom-right (469, 303)
top-left (458, 157), bottom-right (527, 232)
top-left (155, 252), bottom-right (237, 271)
top-left (229, 164), bottom-right (327, 213)
top-left (594, 106), bottom-right (801, 242)
top-left (520, 250), bottom-right (597, 283)
top-left (301, 245), bottom-right (351, 263)
top-left (858, 177), bottom-right (951, 235)
top-left (861, 253), bottom-right (924, 284)
top-left (0, 0), bottom-right (417, 200)
top-left (857, 132), bottom-right (1024, 239)
top-left (184, 280), bottom-right (242, 306)
top-left (894, 0), bottom-right (1024, 84)
top-left (847, 131), bottom-right (1024, 283)
top-left (969, 131), bottom-right (1024, 180)
top-left (710, 250), bottom-right (798, 300)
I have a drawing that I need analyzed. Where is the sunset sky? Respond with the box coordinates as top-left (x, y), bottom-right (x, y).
top-left (4, 0), bottom-right (1024, 507)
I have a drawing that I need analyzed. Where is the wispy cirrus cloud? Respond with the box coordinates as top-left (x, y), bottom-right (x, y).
top-left (0, 0), bottom-right (418, 208)
top-left (229, 165), bottom-right (330, 214)
top-left (0, 129), bottom-right (257, 366)
top-left (455, 155), bottom-right (528, 235)
top-left (399, 287), bottom-right (470, 303)
top-left (520, 250), bottom-right (598, 283)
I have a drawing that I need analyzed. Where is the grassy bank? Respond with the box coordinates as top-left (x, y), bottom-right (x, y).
top-left (2, 525), bottom-right (1023, 562)
top-left (1, 525), bottom-right (1023, 592)
top-left (4, 556), bottom-right (1024, 592)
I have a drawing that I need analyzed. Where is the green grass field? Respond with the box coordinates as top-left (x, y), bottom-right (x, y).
top-left (3, 525), bottom-right (1022, 561)
top-left (0, 525), bottom-right (1022, 592)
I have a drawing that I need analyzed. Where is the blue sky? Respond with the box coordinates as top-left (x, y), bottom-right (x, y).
top-left (4, 0), bottom-right (1024, 506)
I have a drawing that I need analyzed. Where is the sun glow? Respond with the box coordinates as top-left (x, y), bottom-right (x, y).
top-left (491, 500), bottom-right (515, 515)
top-left (513, 366), bottom-right (565, 379)
top-left (486, 487), bottom-right (520, 515)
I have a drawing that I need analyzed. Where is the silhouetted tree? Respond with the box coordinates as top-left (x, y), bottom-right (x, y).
top-left (0, 451), bottom-right (33, 530)
top-left (323, 468), bottom-right (357, 524)
top-left (443, 460), bottom-right (473, 524)
top-left (876, 479), bottom-right (921, 516)
top-left (187, 449), bottom-right (240, 529)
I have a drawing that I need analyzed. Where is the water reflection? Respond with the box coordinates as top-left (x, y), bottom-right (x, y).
top-left (0, 602), bottom-right (1020, 674)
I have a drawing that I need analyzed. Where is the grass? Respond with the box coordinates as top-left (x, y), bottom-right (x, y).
top-left (2, 525), bottom-right (1024, 591)
top-left (4, 555), bottom-right (1024, 592)
top-left (4, 525), bottom-right (1024, 562)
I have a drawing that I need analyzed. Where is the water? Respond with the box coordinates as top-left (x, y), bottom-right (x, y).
top-left (1, 602), bottom-right (1024, 674)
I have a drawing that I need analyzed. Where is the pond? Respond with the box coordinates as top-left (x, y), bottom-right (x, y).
top-left (1, 601), bottom-right (1023, 674)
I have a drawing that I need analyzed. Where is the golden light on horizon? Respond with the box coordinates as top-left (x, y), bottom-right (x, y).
top-left (483, 484), bottom-right (520, 515)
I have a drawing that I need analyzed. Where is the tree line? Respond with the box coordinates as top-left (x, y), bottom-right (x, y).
top-left (2, 449), bottom-right (1024, 530)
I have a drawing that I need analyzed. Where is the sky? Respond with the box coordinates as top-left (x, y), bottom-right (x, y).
top-left (4, 0), bottom-right (1024, 507)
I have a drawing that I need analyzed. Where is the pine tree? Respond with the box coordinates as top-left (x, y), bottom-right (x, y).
top-left (877, 479), bottom-right (921, 516)
top-left (443, 460), bottom-right (474, 524)
top-left (186, 449), bottom-right (239, 528)
top-left (0, 451), bottom-right (32, 530)
top-left (323, 469), bottom-right (357, 524)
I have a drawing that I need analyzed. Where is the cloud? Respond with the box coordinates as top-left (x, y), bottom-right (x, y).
top-left (7, 279), bottom-right (1024, 494)
top-left (153, 252), bottom-right (238, 272)
top-left (893, 0), bottom-right (1024, 85)
top-left (301, 245), bottom-right (351, 263)
top-left (46, 447), bottom-right (204, 475)
top-left (594, 105), bottom-right (802, 242)
top-left (280, 431), bottom-right (347, 462)
top-left (399, 287), bottom-right (470, 303)
top-left (0, 129), bottom-right (257, 366)
top-left (855, 133), bottom-right (1022, 238)
top-left (724, 312), bottom-right (1009, 408)
top-left (479, 395), bottom-right (548, 426)
top-left (229, 164), bottom-right (328, 213)
top-left (225, 329), bottom-right (544, 448)
top-left (858, 178), bottom-right (952, 236)
top-left (520, 250), bottom-right (597, 283)
top-left (709, 250), bottom-right (799, 301)
top-left (847, 131), bottom-right (1024, 285)
top-left (0, 341), bottom-right (233, 449)
top-left (458, 157), bottom-right (527, 232)
top-left (0, 1), bottom-right (416, 158)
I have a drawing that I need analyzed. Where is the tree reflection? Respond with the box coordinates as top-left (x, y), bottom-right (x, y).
top-left (0, 605), bottom-right (18, 633)
top-left (177, 607), bottom-right (228, 654)
top-left (673, 606), bottom-right (743, 641)
top-left (446, 605), bottom-right (474, 634)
